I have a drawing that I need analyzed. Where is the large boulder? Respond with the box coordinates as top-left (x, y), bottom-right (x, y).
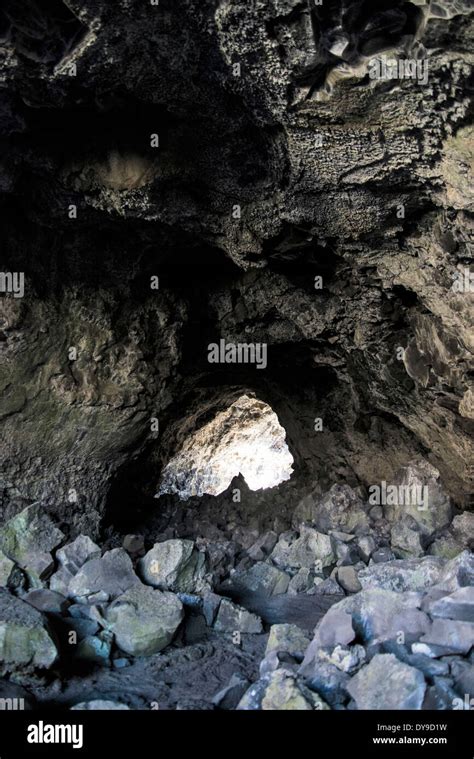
top-left (347, 654), bottom-right (426, 710)
top-left (139, 540), bottom-right (206, 593)
top-left (49, 535), bottom-right (101, 596)
top-left (450, 513), bottom-right (474, 549)
top-left (358, 556), bottom-right (445, 592)
top-left (270, 527), bottom-right (334, 571)
top-left (380, 459), bottom-right (452, 537)
top-left (306, 484), bottom-right (370, 535)
top-left (428, 587), bottom-right (474, 623)
top-left (106, 585), bottom-right (184, 656)
top-left (0, 504), bottom-right (64, 587)
top-left (223, 561), bottom-right (290, 596)
top-left (69, 548), bottom-right (140, 604)
top-left (0, 589), bottom-right (58, 673)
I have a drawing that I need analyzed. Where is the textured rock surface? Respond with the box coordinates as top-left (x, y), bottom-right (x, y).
top-left (0, 590), bottom-right (58, 673)
top-left (139, 540), bottom-right (206, 593)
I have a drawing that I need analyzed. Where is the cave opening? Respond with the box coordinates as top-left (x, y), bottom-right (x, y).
top-left (156, 394), bottom-right (294, 500)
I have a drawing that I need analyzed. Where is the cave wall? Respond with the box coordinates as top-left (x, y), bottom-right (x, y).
top-left (0, 0), bottom-right (472, 537)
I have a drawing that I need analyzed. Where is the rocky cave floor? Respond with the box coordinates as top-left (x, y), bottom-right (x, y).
top-left (0, 0), bottom-right (473, 712)
top-left (0, 460), bottom-right (473, 711)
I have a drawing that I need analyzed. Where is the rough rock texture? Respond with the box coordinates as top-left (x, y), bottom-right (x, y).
top-left (0, 590), bottom-right (58, 673)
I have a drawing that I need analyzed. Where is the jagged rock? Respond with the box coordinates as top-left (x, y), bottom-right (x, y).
top-left (106, 585), bottom-right (184, 656)
top-left (69, 548), bottom-right (140, 604)
top-left (287, 568), bottom-right (315, 595)
top-left (23, 589), bottom-right (68, 613)
top-left (429, 534), bottom-right (464, 559)
top-left (358, 556), bottom-right (445, 592)
top-left (265, 624), bottom-right (311, 660)
top-left (271, 527), bottom-right (335, 570)
top-left (71, 700), bottom-right (130, 710)
top-left (303, 607), bottom-right (355, 655)
top-left (202, 591), bottom-right (222, 626)
top-left (390, 519), bottom-right (424, 559)
top-left (75, 634), bottom-right (111, 666)
top-left (357, 536), bottom-right (376, 563)
top-left (450, 513), bottom-right (474, 548)
top-left (418, 619), bottom-right (474, 656)
top-left (0, 589), bottom-right (58, 672)
top-left (337, 566), bottom-right (362, 594)
top-left (299, 658), bottom-right (351, 707)
top-left (212, 674), bottom-right (250, 710)
top-left (238, 670), bottom-right (329, 711)
top-left (0, 550), bottom-right (14, 587)
top-left (428, 587), bottom-right (474, 623)
top-left (317, 644), bottom-right (366, 675)
top-left (382, 459), bottom-right (452, 538)
top-left (347, 654), bottom-right (426, 710)
top-left (139, 540), bottom-right (206, 593)
top-left (332, 535), bottom-right (359, 566)
top-left (214, 598), bottom-right (263, 634)
top-left (247, 532), bottom-right (278, 562)
top-left (225, 561), bottom-right (290, 596)
top-left (436, 551), bottom-right (474, 592)
top-left (0, 504), bottom-right (64, 587)
top-left (309, 484), bottom-right (370, 535)
top-left (49, 535), bottom-right (101, 596)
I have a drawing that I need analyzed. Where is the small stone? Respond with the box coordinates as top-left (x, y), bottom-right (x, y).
top-left (106, 584), bottom-right (184, 656)
top-left (336, 566), bottom-right (362, 594)
top-left (75, 635), bottom-right (111, 666)
top-left (318, 644), bottom-right (366, 674)
top-left (0, 589), bottom-right (58, 673)
top-left (347, 653), bottom-right (426, 710)
top-left (0, 504), bottom-right (65, 587)
top-left (69, 548), bottom-right (140, 604)
top-left (429, 587), bottom-right (474, 623)
top-left (369, 506), bottom-right (384, 521)
top-left (214, 598), bottom-right (262, 634)
top-left (139, 539), bottom-right (206, 593)
top-left (287, 568), bottom-right (314, 595)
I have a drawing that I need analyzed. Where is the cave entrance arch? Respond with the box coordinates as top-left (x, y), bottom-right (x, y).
top-left (156, 394), bottom-right (294, 500)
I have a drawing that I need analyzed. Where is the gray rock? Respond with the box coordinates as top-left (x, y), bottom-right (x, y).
top-left (299, 658), bottom-right (351, 707)
top-left (75, 634), bottom-right (111, 666)
top-left (317, 643), bottom-right (366, 674)
top-left (106, 584), bottom-right (184, 656)
top-left (271, 526), bottom-right (334, 570)
top-left (139, 539), bottom-right (206, 593)
top-left (214, 598), bottom-right (262, 633)
top-left (436, 551), bottom-right (474, 591)
top-left (0, 550), bottom-right (14, 587)
top-left (359, 556), bottom-right (445, 592)
top-left (450, 513), bottom-right (474, 548)
top-left (429, 587), bottom-right (474, 623)
top-left (316, 577), bottom-right (344, 595)
top-left (0, 589), bottom-right (58, 672)
top-left (382, 459), bottom-right (452, 538)
top-left (419, 618), bottom-right (474, 656)
top-left (202, 591), bottom-right (222, 626)
top-left (357, 535), bottom-right (376, 563)
top-left (337, 566), bottom-right (362, 594)
top-left (226, 561), bottom-right (290, 596)
top-left (429, 534), bottom-right (464, 559)
top-left (71, 700), bottom-right (130, 710)
top-left (265, 624), bottom-right (311, 660)
top-left (311, 484), bottom-right (370, 534)
top-left (69, 548), bottom-right (140, 604)
top-left (247, 532), bottom-right (278, 561)
top-left (287, 568), bottom-right (314, 595)
top-left (347, 653), bottom-right (426, 710)
top-left (23, 589), bottom-right (68, 613)
top-left (390, 520), bottom-right (424, 559)
top-left (212, 674), bottom-right (250, 710)
top-left (49, 535), bottom-right (101, 596)
top-left (0, 504), bottom-right (65, 587)
top-left (238, 669), bottom-right (329, 710)
top-left (303, 607), bottom-right (355, 660)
